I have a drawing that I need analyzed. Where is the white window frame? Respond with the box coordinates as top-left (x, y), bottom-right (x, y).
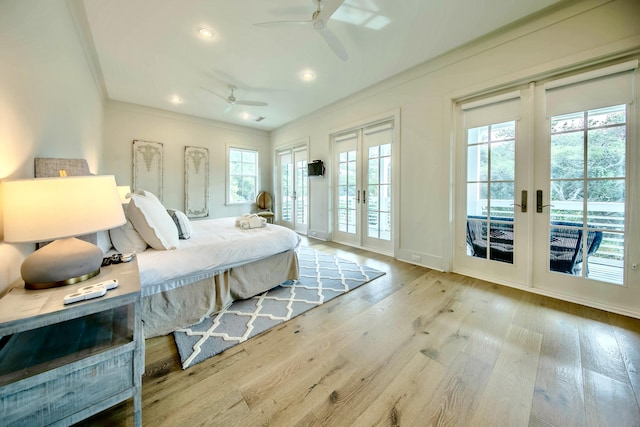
top-left (226, 146), bottom-right (259, 205)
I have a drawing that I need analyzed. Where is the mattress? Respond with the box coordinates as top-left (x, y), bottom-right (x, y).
top-left (136, 217), bottom-right (301, 297)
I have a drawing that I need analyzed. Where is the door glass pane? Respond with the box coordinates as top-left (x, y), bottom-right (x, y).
top-left (490, 140), bottom-right (514, 181)
top-left (467, 182), bottom-right (488, 218)
top-left (467, 144), bottom-right (488, 182)
top-left (280, 156), bottom-right (293, 222)
top-left (366, 143), bottom-right (391, 241)
top-left (468, 126), bottom-right (489, 144)
top-left (368, 159), bottom-right (379, 184)
top-left (296, 158), bottom-right (308, 225)
top-left (380, 184), bottom-right (391, 212)
top-left (549, 225), bottom-right (583, 274)
top-left (466, 121), bottom-right (515, 263)
top-left (551, 131), bottom-right (584, 179)
top-left (337, 149), bottom-right (357, 235)
top-left (590, 232), bottom-right (624, 284)
top-left (489, 182), bottom-right (514, 219)
top-left (548, 105), bottom-right (626, 284)
top-left (587, 179), bottom-right (624, 232)
top-left (381, 156), bottom-right (391, 184)
top-left (466, 219), bottom-right (487, 259)
top-left (489, 221), bottom-right (513, 264)
top-left (588, 128), bottom-right (626, 178)
top-left (347, 209), bottom-right (356, 234)
top-left (338, 163), bottom-right (347, 185)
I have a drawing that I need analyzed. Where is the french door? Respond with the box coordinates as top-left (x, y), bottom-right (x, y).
top-left (277, 146), bottom-right (308, 234)
top-left (455, 61), bottom-right (639, 315)
top-left (455, 90), bottom-right (531, 287)
top-left (531, 62), bottom-right (639, 312)
top-left (333, 121), bottom-right (393, 254)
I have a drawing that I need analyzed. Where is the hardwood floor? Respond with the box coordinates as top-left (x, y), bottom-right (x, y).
top-left (79, 237), bottom-right (640, 426)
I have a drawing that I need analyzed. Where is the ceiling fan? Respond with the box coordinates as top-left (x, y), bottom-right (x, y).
top-left (254, 0), bottom-right (348, 61)
top-left (202, 85), bottom-right (268, 113)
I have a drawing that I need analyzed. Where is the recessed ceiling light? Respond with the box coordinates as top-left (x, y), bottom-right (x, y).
top-left (198, 28), bottom-right (214, 39)
top-left (300, 70), bottom-right (316, 81)
top-left (241, 112), bottom-right (251, 120)
top-left (170, 95), bottom-right (183, 104)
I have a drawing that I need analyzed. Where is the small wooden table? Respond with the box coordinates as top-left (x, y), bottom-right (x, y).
top-left (0, 259), bottom-right (143, 426)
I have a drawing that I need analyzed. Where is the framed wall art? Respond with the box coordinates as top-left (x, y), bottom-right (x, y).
top-left (184, 146), bottom-right (209, 218)
top-left (132, 140), bottom-right (164, 201)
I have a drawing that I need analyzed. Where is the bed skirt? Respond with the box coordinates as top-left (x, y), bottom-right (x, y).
top-left (141, 249), bottom-right (299, 338)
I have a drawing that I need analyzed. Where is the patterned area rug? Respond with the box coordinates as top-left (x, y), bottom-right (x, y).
top-left (173, 245), bottom-right (385, 369)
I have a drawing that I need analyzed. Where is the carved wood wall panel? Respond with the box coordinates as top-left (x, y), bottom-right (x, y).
top-left (132, 140), bottom-right (164, 201)
top-left (184, 146), bottom-right (209, 218)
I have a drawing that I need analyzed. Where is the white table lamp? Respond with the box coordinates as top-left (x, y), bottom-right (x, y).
top-left (2, 175), bottom-right (126, 289)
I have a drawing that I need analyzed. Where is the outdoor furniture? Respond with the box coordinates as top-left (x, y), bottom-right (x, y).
top-left (466, 216), bottom-right (603, 274)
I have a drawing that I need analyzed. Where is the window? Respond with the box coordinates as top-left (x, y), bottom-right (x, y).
top-left (228, 147), bottom-right (258, 204)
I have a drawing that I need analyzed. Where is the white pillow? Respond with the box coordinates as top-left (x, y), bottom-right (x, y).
top-left (96, 230), bottom-right (113, 254)
top-left (167, 209), bottom-right (192, 239)
top-left (110, 219), bottom-right (148, 253)
top-left (127, 190), bottom-right (179, 250)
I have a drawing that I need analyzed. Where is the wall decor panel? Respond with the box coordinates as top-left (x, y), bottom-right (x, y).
top-left (133, 140), bottom-right (164, 200)
top-left (184, 146), bottom-right (209, 218)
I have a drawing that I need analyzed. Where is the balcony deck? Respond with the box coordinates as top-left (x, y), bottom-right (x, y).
top-left (588, 256), bottom-right (624, 284)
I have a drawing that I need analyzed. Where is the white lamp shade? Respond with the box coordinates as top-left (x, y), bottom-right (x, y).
top-left (2, 175), bottom-right (127, 243)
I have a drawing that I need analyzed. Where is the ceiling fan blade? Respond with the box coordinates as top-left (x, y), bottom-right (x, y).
top-left (201, 86), bottom-right (228, 102)
top-left (236, 100), bottom-right (268, 107)
top-left (317, 0), bottom-right (345, 21)
top-left (224, 103), bottom-right (234, 114)
top-left (316, 24), bottom-right (348, 61)
top-left (254, 19), bottom-right (311, 27)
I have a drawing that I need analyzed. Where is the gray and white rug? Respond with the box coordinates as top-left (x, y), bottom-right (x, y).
top-left (173, 245), bottom-right (385, 369)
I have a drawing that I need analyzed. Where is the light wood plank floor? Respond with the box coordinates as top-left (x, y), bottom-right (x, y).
top-left (79, 237), bottom-right (640, 426)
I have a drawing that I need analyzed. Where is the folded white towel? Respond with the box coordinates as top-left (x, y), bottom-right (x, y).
top-left (235, 214), bottom-right (267, 229)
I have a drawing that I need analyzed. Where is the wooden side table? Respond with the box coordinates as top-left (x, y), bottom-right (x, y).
top-left (0, 259), bottom-right (143, 426)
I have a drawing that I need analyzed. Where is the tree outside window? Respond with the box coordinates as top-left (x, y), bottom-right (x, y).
top-left (228, 147), bottom-right (258, 204)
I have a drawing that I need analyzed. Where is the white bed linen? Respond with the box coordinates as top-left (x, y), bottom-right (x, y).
top-left (136, 217), bottom-right (300, 297)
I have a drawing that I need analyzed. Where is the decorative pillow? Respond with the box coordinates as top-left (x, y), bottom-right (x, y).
top-left (109, 219), bottom-right (148, 253)
top-left (96, 230), bottom-right (113, 254)
top-left (127, 189), bottom-right (179, 250)
top-left (167, 209), bottom-right (192, 239)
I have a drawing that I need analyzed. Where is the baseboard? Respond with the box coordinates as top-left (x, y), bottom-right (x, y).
top-left (395, 248), bottom-right (445, 272)
top-left (453, 267), bottom-right (640, 320)
top-left (307, 229), bottom-right (328, 241)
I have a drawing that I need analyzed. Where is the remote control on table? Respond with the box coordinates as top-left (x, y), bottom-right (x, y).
top-left (63, 279), bottom-right (119, 305)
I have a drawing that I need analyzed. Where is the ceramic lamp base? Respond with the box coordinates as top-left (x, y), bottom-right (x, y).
top-left (21, 237), bottom-right (102, 290)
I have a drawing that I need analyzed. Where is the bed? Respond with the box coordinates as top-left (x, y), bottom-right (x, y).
top-left (33, 157), bottom-right (301, 338)
top-left (136, 217), bottom-right (300, 337)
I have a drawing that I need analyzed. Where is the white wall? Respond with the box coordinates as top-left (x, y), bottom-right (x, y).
top-left (0, 0), bottom-right (104, 294)
top-left (271, 0), bottom-right (640, 270)
top-left (102, 101), bottom-right (271, 218)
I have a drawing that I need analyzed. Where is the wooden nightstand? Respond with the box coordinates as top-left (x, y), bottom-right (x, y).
top-left (0, 259), bottom-right (143, 426)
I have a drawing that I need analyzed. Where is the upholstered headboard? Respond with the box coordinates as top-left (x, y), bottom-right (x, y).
top-left (34, 157), bottom-right (91, 178)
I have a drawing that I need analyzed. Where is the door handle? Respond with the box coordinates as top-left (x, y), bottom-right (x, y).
top-left (356, 190), bottom-right (360, 203)
top-left (363, 190), bottom-right (366, 204)
top-left (536, 189), bottom-right (553, 213)
top-left (512, 190), bottom-right (527, 213)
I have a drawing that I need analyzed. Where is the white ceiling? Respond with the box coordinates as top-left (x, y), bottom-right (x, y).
top-left (80, 0), bottom-right (563, 131)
